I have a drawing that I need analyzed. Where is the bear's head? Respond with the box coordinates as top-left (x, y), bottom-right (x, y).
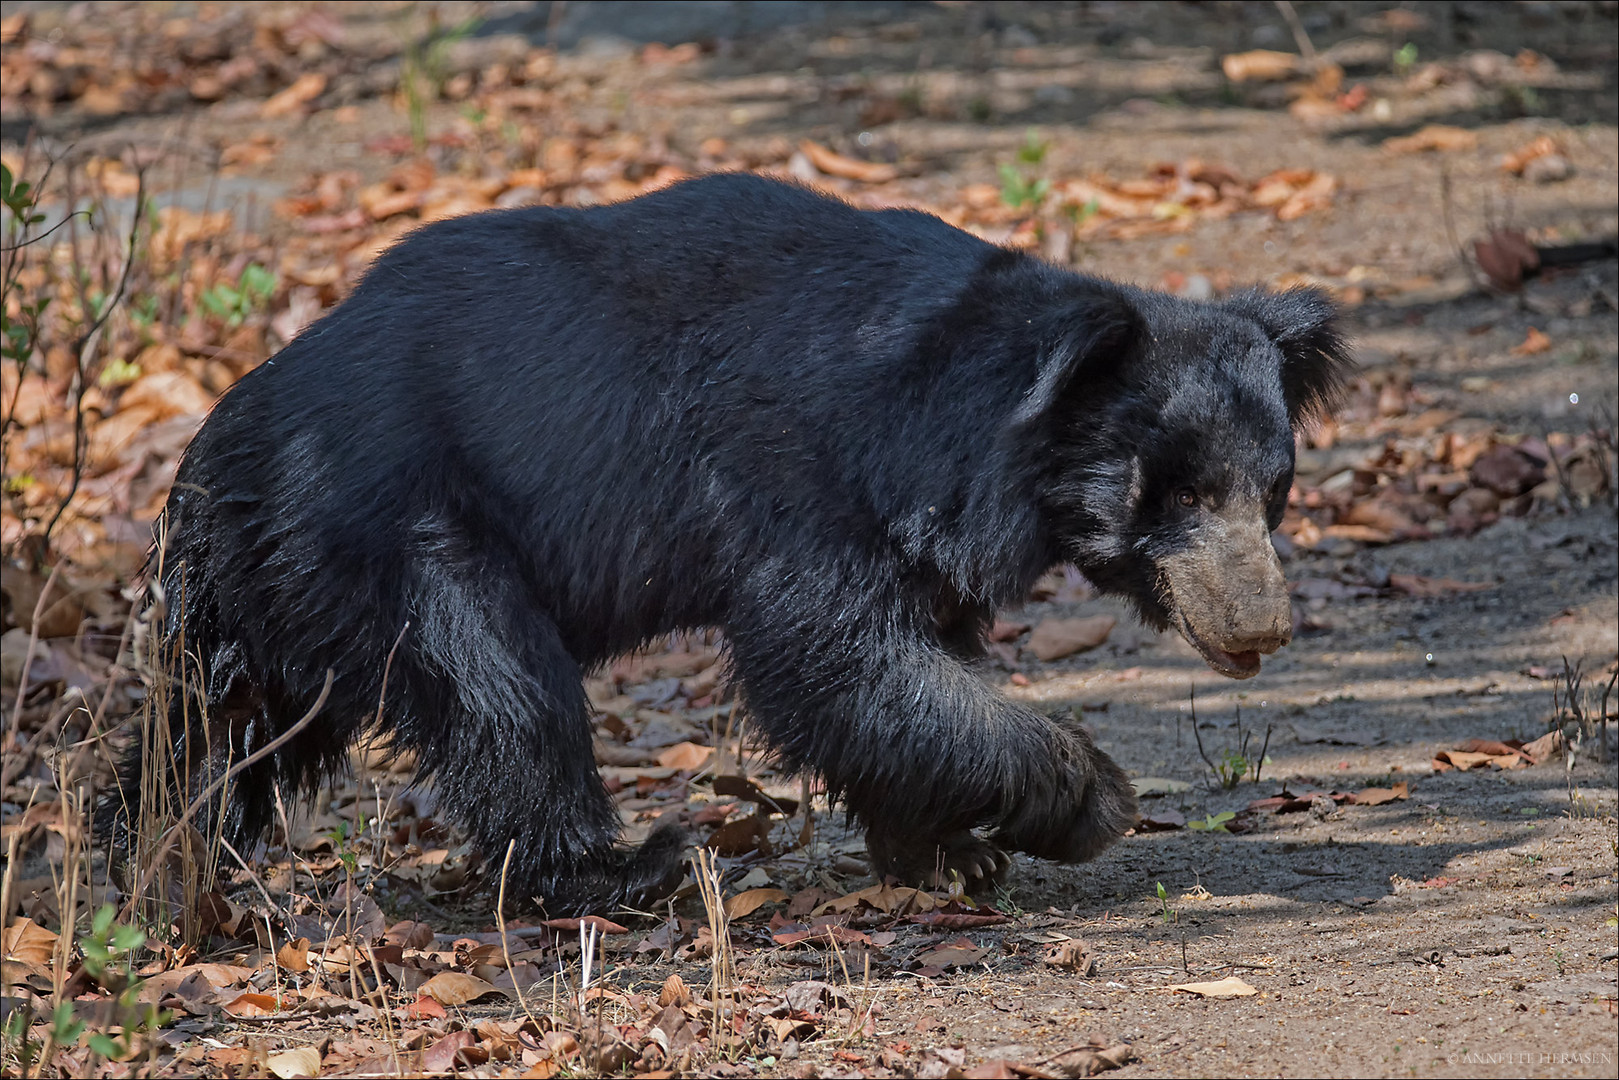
top-left (1030, 285), bottom-right (1352, 679)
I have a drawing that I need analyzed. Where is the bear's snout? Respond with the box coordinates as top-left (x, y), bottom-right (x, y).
top-left (1160, 504), bottom-right (1293, 679)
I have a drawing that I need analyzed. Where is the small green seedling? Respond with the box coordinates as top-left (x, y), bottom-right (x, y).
top-left (1155, 881), bottom-right (1176, 924)
top-left (1187, 811), bottom-right (1236, 833)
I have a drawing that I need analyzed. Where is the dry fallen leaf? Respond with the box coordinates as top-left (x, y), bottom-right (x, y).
top-left (262, 72), bottom-right (327, 118)
top-left (1500, 135), bottom-right (1559, 175)
top-left (539, 915), bottom-right (629, 934)
top-left (1431, 749), bottom-right (1503, 772)
top-left (1388, 573), bottom-right (1493, 597)
top-left (1169, 975), bottom-right (1258, 998)
top-left (814, 881), bottom-right (936, 917)
top-left (655, 740), bottom-right (713, 770)
top-left (1027, 615), bottom-right (1116, 661)
top-left (1383, 125), bottom-right (1478, 154)
top-left (1512, 327), bottom-right (1552, 355)
top-left (1047, 1041), bottom-right (1136, 1076)
top-left (266, 1046), bottom-right (322, 1079)
top-left (1136, 809), bottom-right (1186, 831)
top-left (1043, 938), bottom-right (1097, 974)
top-left (1473, 229), bottom-right (1541, 291)
top-left (1221, 49), bottom-right (1302, 82)
top-left (914, 935), bottom-right (987, 971)
top-left (417, 971), bottom-right (505, 1005)
top-left (1519, 729), bottom-right (1564, 764)
top-left (222, 991), bottom-right (288, 1017)
top-left (1351, 781), bottom-right (1409, 806)
top-left (773, 923), bottom-right (875, 948)
top-left (1, 917), bottom-right (57, 965)
top-left (724, 887), bottom-right (790, 920)
top-left (419, 1031), bottom-right (477, 1074)
top-left (1432, 738), bottom-right (1534, 772)
top-left (276, 936), bottom-right (311, 973)
top-left (1277, 171), bottom-right (1337, 222)
top-left (658, 973), bottom-right (692, 1008)
top-left (1468, 443), bottom-right (1546, 497)
top-left (798, 140), bottom-right (898, 184)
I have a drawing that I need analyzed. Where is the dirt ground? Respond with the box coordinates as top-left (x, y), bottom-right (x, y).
top-left (2, 2), bottom-right (1617, 1078)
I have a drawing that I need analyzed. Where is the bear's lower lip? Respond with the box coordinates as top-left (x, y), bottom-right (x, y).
top-left (1174, 616), bottom-right (1264, 679)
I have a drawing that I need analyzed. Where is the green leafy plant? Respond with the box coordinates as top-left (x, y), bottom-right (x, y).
top-left (401, 13), bottom-right (483, 150)
top-left (1217, 748), bottom-right (1248, 787)
top-left (1064, 195), bottom-right (1101, 227)
top-left (80, 903), bottom-right (147, 987)
top-left (327, 809), bottom-right (372, 874)
top-left (127, 291), bottom-right (161, 334)
top-left (998, 162), bottom-right (1050, 211)
top-left (0, 163), bottom-right (46, 228)
top-left (98, 356), bottom-right (142, 387)
top-left (1, 163), bottom-right (52, 403)
top-left (998, 131), bottom-right (1055, 216)
top-left (3, 1003), bottom-right (41, 1076)
top-left (1189, 692), bottom-right (1273, 790)
top-left (74, 905), bottom-right (169, 1064)
top-left (1393, 42), bottom-right (1418, 73)
top-left (199, 262), bottom-right (276, 328)
top-left (993, 880), bottom-right (1027, 918)
top-left (1015, 129), bottom-right (1049, 166)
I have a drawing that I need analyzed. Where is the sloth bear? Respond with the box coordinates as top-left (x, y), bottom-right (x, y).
top-left (104, 173), bottom-right (1350, 914)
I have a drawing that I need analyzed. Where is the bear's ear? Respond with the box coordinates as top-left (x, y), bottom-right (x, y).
top-left (1226, 287), bottom-right (1354, 428)
top-left (1012, 293), bottom-right (1145, 426)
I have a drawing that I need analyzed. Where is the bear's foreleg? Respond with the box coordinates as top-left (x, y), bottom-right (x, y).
top-left (726, 560), bottom-right (1137, 886)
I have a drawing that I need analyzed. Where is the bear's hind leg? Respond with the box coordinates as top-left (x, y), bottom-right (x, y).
top-left (398, 560), bottom-right (684, 915)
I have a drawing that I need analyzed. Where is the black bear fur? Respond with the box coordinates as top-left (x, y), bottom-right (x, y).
top-left (102, 173), bottom-right (1351, 914)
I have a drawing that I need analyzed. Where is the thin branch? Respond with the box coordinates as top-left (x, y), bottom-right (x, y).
top-left (119, 669), bottom-right (333, 922)
top-left (0, 209), bottom-right (92, 252)
top-left (1187, 685), bottom-right (1219, 781)
top-left (1439, 161), bottom-right (1487, 291)
top-left (370, 621), bottom-right (410, 731)
top-left (3, 562), bottom-right (64, 783)
top-left (42, 161), bottom-right (148, 552)
top-left (1253, 723), bottom-right (1274, 786)
top-left (498, 838), bottom-right (543, 1029)
top-left (1273, 0), bottom-right (1318, 67)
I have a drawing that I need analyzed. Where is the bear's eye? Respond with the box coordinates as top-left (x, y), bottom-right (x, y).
top-left (1176, 487), bottom-right (1198, 508)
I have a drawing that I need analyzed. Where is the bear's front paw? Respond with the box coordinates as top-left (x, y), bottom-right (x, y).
top-left (992, 713), bottom-right (1137, 863)
top-left (866, 828), bottom-right (1010, 890)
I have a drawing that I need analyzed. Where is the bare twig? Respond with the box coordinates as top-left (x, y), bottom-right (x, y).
top-left (4, 562), bottom-right (64, 783)
top-left (498, 838), bottom-right (542, 1028)
top-left (119, 670), bottom-right (333, 921)
top-left (42, 161), bottom-right (148, 552)
top-left (1187, 686), bottom-right (1218, 777)
top-left (1273, 0), bottom-right (1318, 67)
top-left (216, 834), bottom-right (282, 921)
top-left (1253, 723), bottom-right (1274, 785)
top-left (1438, 162), bottom-right (1487, 291)
top-left (370, 621), bottom-right (410, 731)
top-left (0, 209), bottom-right (91, 252)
